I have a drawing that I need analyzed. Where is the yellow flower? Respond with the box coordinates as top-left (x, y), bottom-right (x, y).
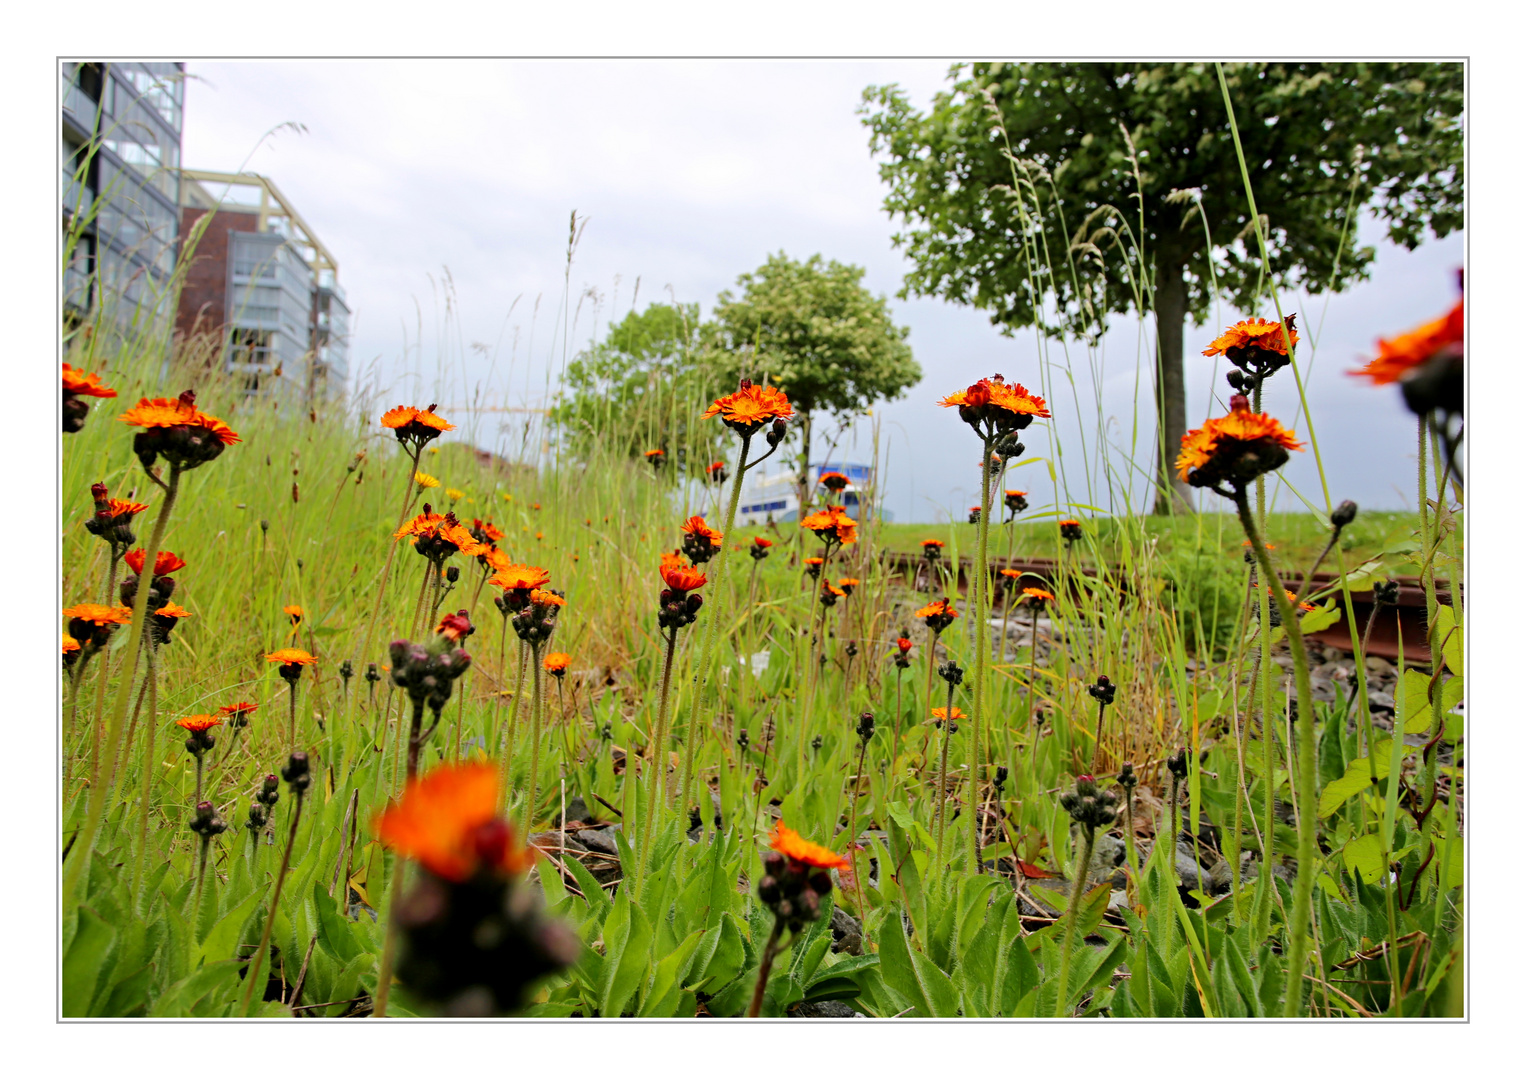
top-left (415, 471), bottom-right (441, 489)
top-left (446, 487), bottom-right (466, 501)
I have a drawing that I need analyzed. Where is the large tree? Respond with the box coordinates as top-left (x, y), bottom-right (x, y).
top-left (703, 251), bottom-right (921, 509)
top-left (861, 62), bottom-right (1463, 512)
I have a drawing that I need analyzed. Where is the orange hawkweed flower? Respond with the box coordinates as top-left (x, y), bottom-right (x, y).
top-left (701, 381), bottom-right (794, 435)
top-left (801, 505), bottom-right (856, 546)
top-left (1353, 301), bottom-right (1463, 385)
top-left (176, 714), bottom-right (223, 733)
top-left (644, 448), bottom-right (664, 458)
top-left (62, 363), bottom-right (117, 398)
top-left (660, 559), bottom-right (708, 594)
top-left (396, 510), bottom-right (446, 540)
top-left (1021, 587), bottom-right (1054, 604)
top-left (542, 652), bottom-right (571, 675)
top-left (62, 634), bottom-right (80, 655)
top-left (915, 598), bottom-right (959, 634)
top-left (818, 471), bottom-right (850, 492)
top-left (999, 568), bottom-right (1022, 580)
top-left (381, 405), bottom-right (454, 448)
top-left (838, 577), bottom-right (860, 589)
top-left (490, 563), bottom-right (551, 594)
top-left (939, 375), bottom-right (1051, 436)
top-left (1202, 317), bottom-right (1299, 360)
top-left (373, 761), bottom-right (535, 883)
top-left (119, 393), bottom-right (240, 446)
top-left (154, 601), bottom-right (192, 619)
top-left (101, 497), bottom-right (148, 520)
top-left (218, 701), bottom-right (258, 725)
top-left (681, 515), bottom-right (724, 545)
top-left (1271, 587), bottom-right (1317, 614)
top-left (1175, 395), bottom-right (1303, 489)
top-left (284, 604), bottom-right (303, 623)
top-left (931, 706), bottom-right (967, 723)
top-left (752, 536), bottom-right (773, 549)
top-left (62, 603), bottom-right (132, 627)
top-left (768, 820), bottom-right (849, 872)
top-left (124, 548), bottom-right (187, 576)
top-left (266, 648), bottom-right (316, 666)
top-left (528, 589), bottom-right (566, 609)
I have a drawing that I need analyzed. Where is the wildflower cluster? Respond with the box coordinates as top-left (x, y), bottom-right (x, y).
top-left (62, 363), bottom-right (116, 434)
top-left (1061, 774), bottom-right (1120, 832)
top-left (120, 390), bottom-right (240, 471)
top-left (758, 822), bottom-right (849, 931)
top-left (681, 516), bottom-right (724, 565)
top-left (658, 554), bottom-right (707, 630)
top-left (1203, 315), bottom-right (1299, 397)
top-left (1176, 394), bottom-right (1303, 494)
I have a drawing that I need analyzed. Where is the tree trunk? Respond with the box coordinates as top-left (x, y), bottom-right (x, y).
top-left (795, 408), bottom-right (814, 521)
top-left (1151, 248), bottom-right (1195, 515)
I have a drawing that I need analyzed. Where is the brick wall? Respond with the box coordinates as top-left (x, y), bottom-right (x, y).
top-left (174, 206), bottom-right (260, 344)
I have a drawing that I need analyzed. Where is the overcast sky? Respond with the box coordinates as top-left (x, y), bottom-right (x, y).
top-left (181, 60), bottom-right (1463, 523)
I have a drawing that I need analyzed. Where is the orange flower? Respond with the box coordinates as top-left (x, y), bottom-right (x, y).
top-left (896, 637), bottom-right (913, 654)
top-left (266, 648), bottom-right (316, 665)
top-left (1021, 587), bottom-right (1054, 603)
top-left (838, 577), bottom-right (860, 589)
top-left (373, 761), bottom-right (535, 883)
top-left (803, 556), bottom-right (824, 567)
top-left (660, 559), bottom-right (707, 593)
top-left (381, 405), bottom-right (455, 446)
top-left (62, 363), bottom-right (117, 398)
top-left (915, 599), bottom-right (959, 631)
top-left (931, 706), bottom-right (967, 722)
top-left (644, 448), bottom-right (665, 458)
top-left (818, 471), bottom-right (850, 491)
top-left (124, 548), bottom-right (187, 576)
top-left (1202, 317), bottom-right (1299, 359)
top-left (528, 588), bottom-right (566, 608)
top-left (921, 538), bottom-right (945, 549)
top-left (1351, 300), bottom-right (1464, 386)
top-left (471, 519), bottom-right (506, 543)
top-left (701, 381), bottom-right (794, 434)
top-left (1175, 396), bottom-right (1303, 486)
top-left (1004, 489), bottom-right (1026, 498)
top-left (801, 505), bottom-right (856, 546)
top-left (101, 497), bottom-right (148, 520)
top-left (939, 375), bottom-right (1051, 430)
top-left (119, 395), bottom-right (240, 445)
top-left (395, 510), bottom-right (446, 540)
top-left (768, 820), bottom-right (849, 871)
top-left (62, 603), bottom-right (133, 627)
top-left (999, 568), bottom-right (1022, 579)
top-left (822, 583), bottom-right (846, 598)
top-left (1272, 587), bottom-right (1317, 613)
top-left (154, 602), bottom-right (192, 619)
top-left (543, 652), bottom-right (571, 674)
top-left (62, 634), bottom-right (80, 655)
top-left (489, 563), bottom-right (551, 593)
top-left (176, 714), bottom-right (223, 733)
top-left (752, 536), bottom-right (773, 549)
top-left (284, 604), bottom-right (303, 622)
top-left (217, 701), bottom-right (258, 721)
top-left (481, 546), bottom-right (513, 574)
top-left (681, 515), bottom-right (724, 545)
top-left (436, 612), bottom-right (474, 641)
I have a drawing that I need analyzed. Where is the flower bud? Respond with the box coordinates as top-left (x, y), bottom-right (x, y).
top-left (1331, 499), bottom-right (1358, 529)
top-left (939, 659), bottom-right (964, 686)
top-left (855, 711), bottom-right (875, 743)
top-left (282, 751), bottom-right (311, 794)
top-left (445, 565), bottom-right (460, 584)
top-left (1167, 748), bottom-right (1189, 781)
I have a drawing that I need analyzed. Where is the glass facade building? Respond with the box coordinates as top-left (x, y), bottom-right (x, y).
top-left (177, 172), bottom-right (351, 402)
top-left (61, 62), bottom-right (184, 324)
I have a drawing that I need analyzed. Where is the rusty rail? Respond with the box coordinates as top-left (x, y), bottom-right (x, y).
top-left (883, 552), bottom-right (1454, 662)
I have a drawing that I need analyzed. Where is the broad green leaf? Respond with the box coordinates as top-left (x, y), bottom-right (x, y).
top-left (877, 902), bottom-right (960, 1017)
top-left (62, 907), bottom-right (116, 1017)
top-left (1402, 671), bottom-right (1464, 734)
top-left (1319, 741), bottom-right (1393, 818)
top-left (638, 928), bottom-right (704, 1017)
top-left (598, 890), bottom-right (652, 1018)
top-left (1298, 600), bottom-right (1342, 635)
top-left (196, 886), bottom-right (267, 968)
top-left (1342, 833), bottom-right (1387, 885)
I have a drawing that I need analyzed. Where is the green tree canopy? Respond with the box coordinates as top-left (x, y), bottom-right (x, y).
top-left (552, 302), bottom-right (719, 473)
top-left (861, 62), bottom-right (1463, 510)
top-left (702, 251), bottom-right (921, 490)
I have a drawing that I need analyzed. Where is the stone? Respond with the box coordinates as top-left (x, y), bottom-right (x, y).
top-left (1368, 691), bottom-right (1396, 713)
top-left (790, 999), bottom-right (864, 1018)
top-left (829, 907), bottom-right (864, 955)
top-left (555, 796), bottom-right (592, 825)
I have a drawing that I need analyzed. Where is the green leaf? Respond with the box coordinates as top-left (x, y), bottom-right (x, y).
top-left (62, 907), bottom-right (116, 1017)
top-left (1319, 741), bottom-right (1394, 818)
top-left (312, 880), bottom-right (359, 963)
top-left (1402, 671), bottom-right (1464, 734)
top-left (598, 891), bottom-right (652, 1018)
top-left (1298, 600), bottom-right (1342, 635)
top-left (1341, 833), bottom-right (1387, 886)
top-left (877, 902), bottom-right (960, 1017)
top-left (1433, 605), bottom-right (1462, 676)
top-left (196, 886), bottom-right (267, 968)
top-left (638, 928), bottom-right (704, 1017)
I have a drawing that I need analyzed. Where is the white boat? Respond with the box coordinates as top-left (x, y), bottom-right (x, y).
top-left (734, 462), bottom-right (892, 526)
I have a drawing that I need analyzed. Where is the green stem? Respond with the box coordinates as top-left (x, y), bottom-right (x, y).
top-left (240, 786), bottom-right (304, 1016)
top-left (1054, 824), bottom-right (1096, 1016)
top-left (640, 629), bottom-right (680, 886)
top-left (64, 464), bottom-right (181, 911)
top-left (679, 432), bottom-right (752, 816)
top-left (527, 642), bottom-right (546, 827)
top-left (1233, 487), bottom-right (1317, 1017)
top-left (934, 678), bottom-right (955, 869)
top-left (131, 645), bottom-right (160, 900)
top-left (969, 440), bottom-right (993, 872)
